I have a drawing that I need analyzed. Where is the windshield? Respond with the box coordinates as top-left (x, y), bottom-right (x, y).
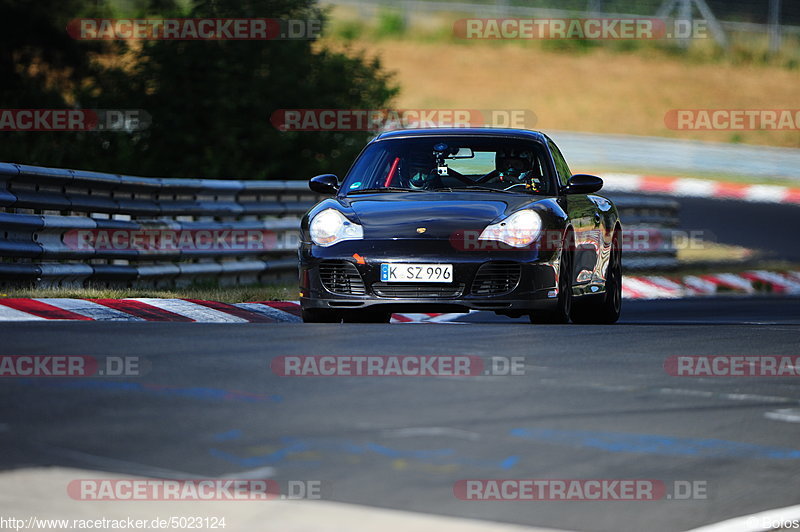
top-left (341, 137), bottom-right (555, 196)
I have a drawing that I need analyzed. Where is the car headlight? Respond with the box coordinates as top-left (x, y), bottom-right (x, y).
top-left (478, 209), bottom-right (542, 248)
top-left (309, 208), bottom-right (364, 247)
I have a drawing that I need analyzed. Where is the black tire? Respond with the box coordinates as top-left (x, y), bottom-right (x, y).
top-left (342, 310), bottom-right (392, 323)
top-left (570, 231), bottom-right (622, 325)
top-left (301, 308), bottom-right (341, 323)
top-left (530, 233), bottom-right (574, 324)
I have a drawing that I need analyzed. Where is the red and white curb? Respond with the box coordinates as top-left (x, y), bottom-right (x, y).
top-left (0, 298), bottom-right (301, 323)
top-left (390, 312), bottom-right (471, 324)
top-left (623, 270), bottom-right (800, 299)
top-left (0, 272), bottom-right (797, 323)
top-left (0, 298), bottom-right (465, 324)
top-left (600, 173), bottom-right (800, 205)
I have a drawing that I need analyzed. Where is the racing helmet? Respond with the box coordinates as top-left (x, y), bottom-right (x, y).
top-left (495, 149), bottom-right (533, 179)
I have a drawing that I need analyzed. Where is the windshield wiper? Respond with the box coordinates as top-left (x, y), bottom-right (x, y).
top-left (347, 187), bottom-right (427, 194)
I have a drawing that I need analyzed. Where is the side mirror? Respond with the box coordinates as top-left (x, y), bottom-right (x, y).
top-left (565, 174), bottom-right (603, 194)
top-left (309, 174), bottom-right (339, 195)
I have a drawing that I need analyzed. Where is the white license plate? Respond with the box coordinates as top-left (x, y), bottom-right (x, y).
top-left (380, 263), bottom-right (453, 283)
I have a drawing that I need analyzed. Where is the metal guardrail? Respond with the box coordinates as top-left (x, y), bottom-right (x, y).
top-left (611, 195), bottom-right (680, 270)
top-left (0, 162), bottom-right (677, 288)
top-left (0, 163), bottom-right (317, 288)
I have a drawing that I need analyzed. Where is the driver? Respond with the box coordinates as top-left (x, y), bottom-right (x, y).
top-left (496, 150), bottom-right (531, 180)
top-left (495, 150), bottom-right (541, 190)
top-left (405, 152), bottom-right (439, 190)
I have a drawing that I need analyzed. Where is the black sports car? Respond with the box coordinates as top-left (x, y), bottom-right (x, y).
top-left (299, 128), bottom-right (621, 324)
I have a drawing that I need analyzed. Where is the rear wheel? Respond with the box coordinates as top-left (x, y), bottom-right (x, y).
top-left (301, 308), bottom-right (342, 323)
top-left (530, 233), bottom-right (574, 324)
top-left (570, 231), bottom-right (622, 325)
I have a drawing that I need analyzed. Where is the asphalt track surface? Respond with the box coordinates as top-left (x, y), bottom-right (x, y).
top-left (1, 297), bottom-right (799, 532)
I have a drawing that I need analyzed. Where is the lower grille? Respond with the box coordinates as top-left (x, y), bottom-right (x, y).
top-left (319, 261), bottom-right (366, 295)
top-left (372, 282), bottom-right (464, 298)
top-left (471, 262), bottom-right (522, 296)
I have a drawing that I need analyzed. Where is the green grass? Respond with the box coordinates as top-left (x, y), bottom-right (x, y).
top-left (0, 284), bottom-right (298, 303)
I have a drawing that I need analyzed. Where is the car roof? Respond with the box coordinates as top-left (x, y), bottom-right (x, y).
top-left (372, 128), bottom-right (549, 143)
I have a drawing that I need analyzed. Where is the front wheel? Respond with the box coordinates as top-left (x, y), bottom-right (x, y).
top-left (570, 231), bottom-right (622, 325)
top-left (530, 234), bottom-right (573, 324)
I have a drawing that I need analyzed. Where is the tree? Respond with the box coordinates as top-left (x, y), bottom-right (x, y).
top-left (0, 0), bottom-right (112, 164)
top-left (0, 0), bottom-right (398, 180)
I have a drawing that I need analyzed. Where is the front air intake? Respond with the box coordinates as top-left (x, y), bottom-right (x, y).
top-left (319, 261), bottom-right (366, 295)
top-left (471, 262), bottom-right (522, 296)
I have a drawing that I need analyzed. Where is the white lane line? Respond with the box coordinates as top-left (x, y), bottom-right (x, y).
top-left (219, 466), bottom-right (277, 479)
top-left (381, 427), bottom-right (481, 441)
top-left (235, 303), bottom-right (303, 323)
top-left (660, 388), bottom-right (797, 405)
top-left (765, 409), bottom-right (800, 423)
top-left (723, 393), bottom-right (795, 403)
top-left (686, 504), bottom-right (800, 532)
top-left (132, 298), bottom-right (249, 323)
top-left (659, 388), bottom-right (715, 399)
top-left (35, 298), bottom-right (144, 321)
top-left (0, 305), bottom-right (46, 321)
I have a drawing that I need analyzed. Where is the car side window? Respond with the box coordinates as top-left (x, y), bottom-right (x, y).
top-left (548, 140), bottom-right (572, 187)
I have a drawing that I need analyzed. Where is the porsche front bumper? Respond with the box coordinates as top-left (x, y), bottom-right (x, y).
top-left (299, 240), bottom-right (560, 314)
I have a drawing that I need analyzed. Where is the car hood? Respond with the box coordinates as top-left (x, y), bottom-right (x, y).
top-left (341, 191), bottom-right (546, 239)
